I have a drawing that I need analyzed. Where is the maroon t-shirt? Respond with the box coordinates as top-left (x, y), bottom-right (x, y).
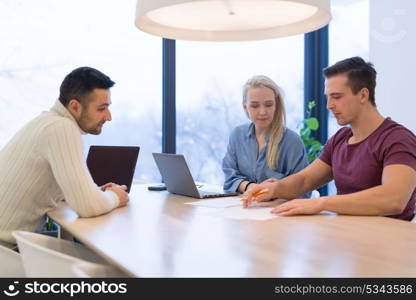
top-left (319, 118), bottom-right (416, 220)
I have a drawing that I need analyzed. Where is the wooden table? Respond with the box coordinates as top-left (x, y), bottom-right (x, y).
top-left (48, 184), bottom-right (416, 277)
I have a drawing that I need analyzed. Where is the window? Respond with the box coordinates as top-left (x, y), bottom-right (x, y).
top-left (176, 37), bottom-right (304, 185)
top-left (0, 0), bottom-right (162, 182)
top-left (327, 0), bottom-right (370, 195)
top-left (329, 0), bottom-right (370, 137)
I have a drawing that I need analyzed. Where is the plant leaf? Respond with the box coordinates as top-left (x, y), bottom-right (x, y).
top-left (305, 117), bottom-right (319, 130)
top-left (308, 101), bottom-right (316, 111)
top-left (300, 127), bottom-right (311, 137)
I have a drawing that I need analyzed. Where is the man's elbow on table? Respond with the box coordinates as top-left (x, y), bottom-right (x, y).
top-left (385, 193), bottom-right (411, 216)
top-left (379, 185), bottom-right (414, 216)
top-left (380, 164), bottom-right (416, 216)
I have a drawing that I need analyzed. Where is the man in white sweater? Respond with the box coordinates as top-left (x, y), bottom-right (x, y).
top-left (0, 67), bottom-right (129, 249)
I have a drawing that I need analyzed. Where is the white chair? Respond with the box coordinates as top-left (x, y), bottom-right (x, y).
top-left (0, 245), bottom-right (25, 277)
top-left (12, 231), bottom-right (127, 277)
top-left (71, 261), bottom-right (128, 278)
top-left (411, 214), bottom-right (416, 224)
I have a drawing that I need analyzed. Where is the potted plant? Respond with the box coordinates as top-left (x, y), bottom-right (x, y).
top-left (41, 216), bottom-right (59, 237)
top-left (299, 101), bottom-right (324, 163)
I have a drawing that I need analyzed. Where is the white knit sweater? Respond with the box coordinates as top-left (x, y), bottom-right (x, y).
top-left (0, 100), bottom-right (119, 247)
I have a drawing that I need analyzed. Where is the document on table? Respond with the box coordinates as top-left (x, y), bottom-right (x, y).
top-left (186, 198), bottom-right (285, 221)
top-left (207, 205), bottom-right (277, 220)
top-left (185, 197), bottom-right (242, 208)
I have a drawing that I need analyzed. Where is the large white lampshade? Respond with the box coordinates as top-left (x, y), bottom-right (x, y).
top-left (135, 0), bottom-right (331, 41)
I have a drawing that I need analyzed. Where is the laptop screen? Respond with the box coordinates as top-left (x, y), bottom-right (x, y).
top-left (86, 146), bottom-right (140, 193)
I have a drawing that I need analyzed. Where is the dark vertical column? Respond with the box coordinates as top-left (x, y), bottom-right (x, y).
top-left (304, 25), bottom-right (329, 196)
top-left (162, 38), bottom-right (176, 154)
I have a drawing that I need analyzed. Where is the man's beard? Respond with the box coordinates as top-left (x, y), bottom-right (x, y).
top-left (78, 112), bottom-right (104, 135)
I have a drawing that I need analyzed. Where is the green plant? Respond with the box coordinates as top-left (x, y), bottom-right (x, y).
top-left (44, 216), bottom-right (55, 232)
top-left (300, 101), bottom-right (324, 163)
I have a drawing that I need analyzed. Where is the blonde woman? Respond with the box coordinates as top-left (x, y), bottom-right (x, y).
top-left (222, 75), bottom-right (309, 195)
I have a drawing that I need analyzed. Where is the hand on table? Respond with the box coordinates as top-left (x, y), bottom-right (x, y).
top-left (101, 182), bottom-right (129, 207)
top-left (271, 197), bottom-right (326, 216)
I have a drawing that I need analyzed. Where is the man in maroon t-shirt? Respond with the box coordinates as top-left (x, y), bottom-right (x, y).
top-left (243, 57), bottom-right (416, 221)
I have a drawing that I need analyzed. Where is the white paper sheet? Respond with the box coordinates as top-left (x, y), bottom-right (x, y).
top-left (185, 197), bottom-right (242, 208)
top-left (186, 199), bottom-right (285, 220)
top-left (188, 197), bottom-right (336, 220)
top-left (206, 202), bottom-right (278, 220)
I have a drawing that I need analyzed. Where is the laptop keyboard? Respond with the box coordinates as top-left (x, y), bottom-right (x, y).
top-left (199, 190), bottom-right (237, 198)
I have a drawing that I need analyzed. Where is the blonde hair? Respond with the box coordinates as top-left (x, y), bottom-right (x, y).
top-left (243, 75), bottom-right (286, 170)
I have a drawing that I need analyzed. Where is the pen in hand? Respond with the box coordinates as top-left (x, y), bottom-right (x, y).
top-left (241, 189), bottom-right (269, 208)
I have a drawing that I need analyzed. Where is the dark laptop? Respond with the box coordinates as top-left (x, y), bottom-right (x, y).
top-left (152, 153), bottom-right (238, 199)
top-left (86, 146), bottom-right (140, 193)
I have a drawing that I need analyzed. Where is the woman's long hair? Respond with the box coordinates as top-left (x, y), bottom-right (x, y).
top-left (243, 75), bottom-right (286, 170)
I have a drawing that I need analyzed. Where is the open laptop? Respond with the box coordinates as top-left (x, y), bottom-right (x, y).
top-left (86, 146), bottom-right (140, 193)
top-left (152, 153), bottom-right (238, 199)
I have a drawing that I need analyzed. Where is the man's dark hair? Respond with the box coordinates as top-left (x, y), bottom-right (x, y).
top-left (323, 56), bottom-right (377, 106)
top-left (59, 67), bottom-right (115, 107)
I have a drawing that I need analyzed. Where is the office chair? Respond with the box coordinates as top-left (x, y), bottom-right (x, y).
top-left (0, 245), bottom-right (25, 277)
top-left (12, 231), bottom-right (127, 277)
top-left (71, 261), bottom-right (128, 278)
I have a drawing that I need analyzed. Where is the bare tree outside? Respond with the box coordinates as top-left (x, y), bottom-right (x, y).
top-left (0, 0), bottom-right (369, 188)
top-left (0, 0), bottom-right (163, 182)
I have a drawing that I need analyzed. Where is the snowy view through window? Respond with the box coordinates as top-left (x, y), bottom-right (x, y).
top-left (0, 0), bottom-right (368, 187)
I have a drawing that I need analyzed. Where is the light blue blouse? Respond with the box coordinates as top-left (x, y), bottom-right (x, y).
top-left (222, 123), bottom-right (310, 197)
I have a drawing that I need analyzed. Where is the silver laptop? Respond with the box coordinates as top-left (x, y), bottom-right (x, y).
top-left (152, 153), bottom-right (238, 199)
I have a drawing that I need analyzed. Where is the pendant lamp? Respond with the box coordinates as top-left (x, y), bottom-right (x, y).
top-left (135, 0), bottom-right (331, 41)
